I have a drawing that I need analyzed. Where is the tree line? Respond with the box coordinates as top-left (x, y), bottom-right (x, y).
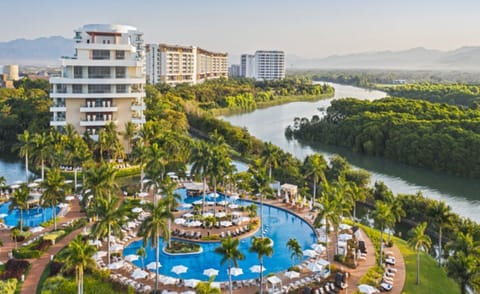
top-left (286, 97), bottom-right (480, 177)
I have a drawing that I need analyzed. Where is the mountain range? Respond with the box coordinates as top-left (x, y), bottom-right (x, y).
top-left (1, 36), bottom-right (480, 71)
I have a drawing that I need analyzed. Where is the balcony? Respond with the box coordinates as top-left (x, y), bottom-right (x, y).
top-left (49, 77), bottom-right (145, 85)
top-left (131, 102), bottom-right (146, 111)
top-left (80, 119), bottom-right (117, 127)
top-left (80, 104), bottom-right (118, 112)
top-left (50, 106), bottom-right (66, 112)
top-left (131, 116), bottom-right (146, 124)
top-left (50, 119), bottom-right (67, 127)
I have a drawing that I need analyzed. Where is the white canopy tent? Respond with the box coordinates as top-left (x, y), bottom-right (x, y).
top-left (266, 276), bottom-right (283, 294)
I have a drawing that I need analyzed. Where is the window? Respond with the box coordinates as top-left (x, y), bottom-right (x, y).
top-left (88, 84), bottom-right (111, 94)
top-left (92, 50), bottom-right (110, 60)
top-left (56, 84), bottom-right (67, 93)
top-left (72, 85), bottom-right (82, 93)
top-left (115, 67), bottom-right (126, 78)
top-left (88, 67), bottom-right (111, 79)
top-left (116, 85), bottom-right (127, 93)
top-left (74, 67), bottom-right (83, 78)
top-left (115, 50), bottom-right (125, 60)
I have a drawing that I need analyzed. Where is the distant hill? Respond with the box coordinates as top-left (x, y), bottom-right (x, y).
top-left (0, 36), bottom-right (73, 66)
top-left (287, 47), bottom-right (480, 70)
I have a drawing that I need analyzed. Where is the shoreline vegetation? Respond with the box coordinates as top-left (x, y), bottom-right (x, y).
top-left (2, 76), bottom-right (479, 293)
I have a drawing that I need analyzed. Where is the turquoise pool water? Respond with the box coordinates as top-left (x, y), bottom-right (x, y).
top-left (123, 189), bottom-right (317, 281)
top-left (0, 202), bottom-right (59, 228)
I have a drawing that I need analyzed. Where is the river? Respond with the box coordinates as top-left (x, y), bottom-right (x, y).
top-left (221, 82), bottom-right (480, 222)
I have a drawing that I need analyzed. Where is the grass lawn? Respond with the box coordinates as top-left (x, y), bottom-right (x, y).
top-left (396, 238), bottom-right (460, 294)
top-left (357, 223), bottom-right (460, 294)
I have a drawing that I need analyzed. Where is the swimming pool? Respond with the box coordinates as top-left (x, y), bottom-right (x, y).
top-left (123, 189), bottom-right (317, 281)
top-left (0, 202), bottom-right (59, 228)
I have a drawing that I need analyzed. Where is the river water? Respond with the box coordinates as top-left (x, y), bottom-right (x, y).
top-left (221, 82), bottom-right (480, 222)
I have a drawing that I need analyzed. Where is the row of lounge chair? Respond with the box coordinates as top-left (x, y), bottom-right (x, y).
top-left (219, 225), bottom-right (250, 238)
top-left (381, 250), bottom-right (397, 291)
top-left (109, 273), bottom-right (152, 293)
top-left (172, 229), bottom-right (202, 239)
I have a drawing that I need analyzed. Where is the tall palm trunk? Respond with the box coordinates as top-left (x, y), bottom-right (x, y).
top-left (41, 160), bottom-right (45, 181)
top-left (155, 233), bottom-right (159, 292)
top-left (259, 256), bottom-right (264, 294)
top-left (20, 209), bottom-right (23, 231)
top-left (74, 168), bottom-right (78, 192)
top-left (268, 164), bottom-right (272, 183)
top-left (379, 225), bottom-right (384, 265)
top-left (140, 167), bottom-right (144, 191)
top-left (53, 204), bottom-right (57, 230)
top-left (202, 176), bottom-right (206, 214)
top-left (213, 176), bottom-right (217, 216)
top-left (438, 226), bottom-right (442, 266)
top-left (325, 219), bottom-right (329, 261)
top-left (107, 225), bottom-right (111, 265)
top-left (312, 176), bottom-right (317, 207)
top-left (25, 152), bottom-right (29, 183)
top-left (416, 250), bottom-right (420, 285)
top-left (228, 262), bottom-right (233, 294)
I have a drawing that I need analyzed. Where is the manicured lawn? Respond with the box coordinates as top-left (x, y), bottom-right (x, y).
top-left (357, 223), bottom-right (460, 294)
top-left (396, 238), bottom-right (460, 294)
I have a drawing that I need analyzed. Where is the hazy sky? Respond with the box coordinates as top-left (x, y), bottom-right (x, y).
top-left (4, 0), bottom-right (480, 58)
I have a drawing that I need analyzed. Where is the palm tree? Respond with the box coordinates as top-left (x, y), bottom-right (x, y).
top-left (303, 154), bottom-right (327, 206)
top-left (122, 121), bottom-right (136, 158)
top-left (445, 232), bottom-right (480, 294)
top-left (190, 141), bottom-right (211, 214)
top-left (137, 200), bottom-right (171, 292)
top-left (83, 163), bottom-right (117, 219)
top-left (40, 168), bottom-right (66, 230)
top-left (62, 235), bottom-right (97, 294)
top-left (249, 236), bottom-right (273, 294)
top-left (286, 238), bottom-right (303, 266)
top-left (344, 181), bottom-right (366, 223)
top-left (209, 133), bottom-right (231, 214)
top-left (32, 132), bottom-right (52, 181)
top-left (137, 247), bottom-right (147, 270)
top-left (91, 196), bottom-right (129, 265)
top-left (408, 222), bottom-right (432, 285)
top-left (131, 139), bottom-right (148, 191)
top-left (159, 177), bottom-right (181, 248)
top-left (214, 236), bottom-right (245, 294)
top-left (10, 228), bottom-right (20, 249)
top-left (145, 142), bottom-right (168, 203)
top-left (371, 201), bottom-right (395, 265)
top-left (196, 276), bottom-right (221, 294)
top-left (428, 201), bottom-right (453, 266)
top-left (261, 142), bottom-right (281, 183)
top-left (249, 160), bottom-right (270, 238)
top-left (314, 180), bottom-right (341, 260)
top-left (9, 184), bottom-right (32, 230)
top-left (14, 130), bottom-right (34, 183)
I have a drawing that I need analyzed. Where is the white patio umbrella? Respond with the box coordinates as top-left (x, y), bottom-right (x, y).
top-left (131, 268), bottom-right (148, 280)
top-left (183, 212), bottom-right (194, 218)
top-left (146, 261), bottom-right (162, 270)
top-left (228, 204), bottom-right (239, 209)
top-left (202, 212), bottom-right (214, 217)
top-left (171, 265), bottom-right (188, 275)
top-left (249, 265), bottom-right (266, 273)
top-left (110, 244), bottom-right (124, 252)
top-left (203, 268), bottom-right (219, 277)
top-left (311, 243), bottom-right (326, 253)
top-left (229, 267), bottom-right (243, 276)
top-left (138, 192), bottom-right (149, 197)
top-left (216, 212), bottom-right (226, 218)
top-left (303, 249), bottom-right (318, 258)
top-left (181, 291), bottom-right (196, 294)
top-left (107, 260), bottom-right (125, 270)
top-left (307, 262), bottom-right (323, 272)
top-left (184, 279), bottom-right (200, 288)
top-left (189, 220), bottom-right (202, 227)
top-left (358, 284), bottom-right (379, 294)
top-left (193, 200), bottom-right (203, 205)
top-left (218, 200), bottom-right (228, 206)
top-left (159, 276), bottom-right (177, 285)
top-left (284, 271), bottom-right (300, 279)
top-left (0, 214), bottom-right (7, 218)
top-left (124, 254), bottom-right (139, 262)
top-left (65, 195), bottom-right (75, 201)
top-left (338, 233), bottom-right (353, 241)
top-left (181, 203), bottom-right (193, 209)
top-left (88, 239), bottom-right (102, 247)
top-left (174, 218), bottom-right (186, 225)
top-left (92, 251), bottom-right (107, 259)
top-left (132, 207), bottom-right (143, 213)
top-left (27, 182), bottom-right (39, 188)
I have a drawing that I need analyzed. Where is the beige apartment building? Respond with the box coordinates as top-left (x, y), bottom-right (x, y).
top-left (49, 24), bottom-right (146, 143)
top-left (146, 44), bottom-right (227, 85)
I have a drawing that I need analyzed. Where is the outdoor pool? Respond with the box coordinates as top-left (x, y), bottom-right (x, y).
top-left (0, 202), bottom-right (59, 228)
top-left (123, 189), bottom-right (317, 282)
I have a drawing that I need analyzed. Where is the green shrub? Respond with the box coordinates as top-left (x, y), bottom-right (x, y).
top-left (0, 278), bottom-right (17, 294)
top-left (13, 247), bottom-right (42, 259)
top-left (164, 240), bottom-right (201, 254)
top-left (358, 265), bottom-right (383, 287)
top-left (334, 254), bottom-right (345, 263)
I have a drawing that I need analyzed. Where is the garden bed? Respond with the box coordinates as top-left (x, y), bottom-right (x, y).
top-left (163, 240), bottom-right (202, 255)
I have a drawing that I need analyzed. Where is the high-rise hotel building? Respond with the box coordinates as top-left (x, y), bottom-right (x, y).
top-left (146, 44), bottom-right (228, 85)
top-left (240, 50), bottom-right (285, 81)
top-left (49, 24), bottom-right (146, 141)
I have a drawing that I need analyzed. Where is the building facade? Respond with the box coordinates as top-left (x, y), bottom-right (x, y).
top-left (228, 64), bottom-right (241, 77)
top-left (240, 50), bottom-right (285, 81)
top-left (3, 65), bottom-right (19, 81)
top-left (146, 44), bottom-right (227, 85)
top-left (49, 24), bottom-right (146, 142)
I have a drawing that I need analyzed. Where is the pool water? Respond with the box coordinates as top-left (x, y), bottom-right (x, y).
top-left (123, 189), bottom-right (317, 281)
top-left (0, 202), bottom-right (59, 228)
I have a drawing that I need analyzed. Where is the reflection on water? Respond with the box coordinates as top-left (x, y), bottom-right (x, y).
top-left (222, 82), bottom-right (480, 222)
